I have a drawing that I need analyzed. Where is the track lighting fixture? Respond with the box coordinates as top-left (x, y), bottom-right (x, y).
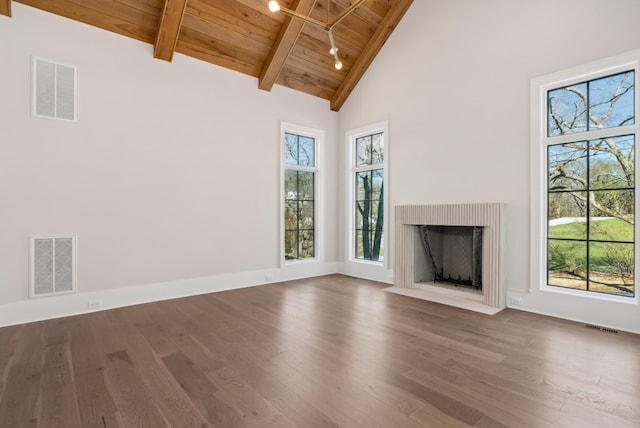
top-left (268, 0), bottom-right (364, 70)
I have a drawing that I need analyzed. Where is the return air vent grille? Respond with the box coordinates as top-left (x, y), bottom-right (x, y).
top-left (32, 57), bottom-right (77, 122)
top-left (585, 324), bottom-right (619, 334)
top-left (30, 235), bottom-right (77, 298)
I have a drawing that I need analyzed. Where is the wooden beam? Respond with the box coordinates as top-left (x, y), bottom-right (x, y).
top-left (330, 0), bottom-right (414, 111)
top-left (154, 0), bottom-right (188, 62)
top-left (0, 0), bottom-right (11, 17)
top-left (258, 0), bottom-right (316, 92)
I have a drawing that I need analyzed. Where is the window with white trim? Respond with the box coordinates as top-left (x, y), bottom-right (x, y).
top-left (533, 56), bottom-right (638, 299)
top-left (282, 125), bottom-right (319, 261)
top-left (348, 123), bottom-right (388, 264)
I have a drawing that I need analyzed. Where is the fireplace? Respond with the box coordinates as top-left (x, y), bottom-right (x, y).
top-left (392, 203), bottom-right (505, 313)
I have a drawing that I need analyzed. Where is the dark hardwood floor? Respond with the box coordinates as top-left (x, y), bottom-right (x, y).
top-left (0, 274), bottom-right (639, 427)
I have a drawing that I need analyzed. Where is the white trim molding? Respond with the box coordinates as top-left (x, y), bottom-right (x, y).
top-left (1, 261), bottom-right (339, 328)
top-left (344, 121), bottom-right (390, 283)
top-left (279, 121), bottom-right (325, 267)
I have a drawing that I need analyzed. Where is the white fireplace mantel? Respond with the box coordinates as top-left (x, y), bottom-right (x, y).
top-left (390, 203), bottom-right (505, 314)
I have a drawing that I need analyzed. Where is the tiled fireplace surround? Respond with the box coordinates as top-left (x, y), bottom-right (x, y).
top-left (392, 203), bottom-right (505, 314)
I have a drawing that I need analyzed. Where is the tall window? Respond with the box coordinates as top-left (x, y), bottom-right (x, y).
top-left (353, 130), bottom-right (385, 262)
top-left (284, 131), bottom-right (316, 260)
top-left (545, 71), bottom-right (636, 297)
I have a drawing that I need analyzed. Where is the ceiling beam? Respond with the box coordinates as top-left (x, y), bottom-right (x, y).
top-left (154, 0), bottom-right (188, 62)
top-left (0, 0), bottom-right (11, 17)
top-left (330, 0), bottom-right (414, 111)
top-left (259, 0), bottom-right (317, 92)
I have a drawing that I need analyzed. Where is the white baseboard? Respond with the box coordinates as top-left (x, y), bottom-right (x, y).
top-left (337, 261), bottom-right (394, 284)
top-left (506, 289), bottom-right (640, 335)
top-left (0, 262), bottom-right (339, 327)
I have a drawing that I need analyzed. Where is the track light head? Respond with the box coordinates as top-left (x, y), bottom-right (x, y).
top-left (268, 1), bottom-right (280, 12)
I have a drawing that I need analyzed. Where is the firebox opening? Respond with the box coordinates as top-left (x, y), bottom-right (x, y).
top-left (414, 225), bottom-right (484, 290)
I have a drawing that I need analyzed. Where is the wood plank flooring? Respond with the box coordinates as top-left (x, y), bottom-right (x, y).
top-left (0, 274), bottom-right (639, 427)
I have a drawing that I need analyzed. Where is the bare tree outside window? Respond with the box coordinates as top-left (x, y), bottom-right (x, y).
top-left (284, 133), bottom-right (315, 260)
top-left (547, 71), bottom-right (635, 297)
top-left (355, 132), bottom-right (384, 261)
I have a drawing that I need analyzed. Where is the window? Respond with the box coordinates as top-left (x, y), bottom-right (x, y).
top-left (283, 129), bottom-right (317, 261)
top-left (543, 70), bottom-right (636, 298)
top-left (350, 124), bottom-right (387, 263)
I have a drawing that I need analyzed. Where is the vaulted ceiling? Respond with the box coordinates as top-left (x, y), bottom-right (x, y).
top-left (1, 0), bottom-right (413, 111)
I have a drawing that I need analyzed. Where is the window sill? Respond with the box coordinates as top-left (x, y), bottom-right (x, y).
top-left (284, 257), bottom-right (319, 266)
top-left (539, 284), bottom-right (638, 305)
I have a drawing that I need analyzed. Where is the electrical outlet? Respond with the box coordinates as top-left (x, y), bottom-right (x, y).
top-left (509, 296), bottom-right (523, 307)
top-left (88, 299), bottom-right (103, 309)
top-left (265, 274), bottom-right (273, 282)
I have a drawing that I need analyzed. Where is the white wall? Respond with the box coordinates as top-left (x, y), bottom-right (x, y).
top-left (0, 4), bottom-right (338, 325)
top-left (339, 0), bottom-right (640, 333)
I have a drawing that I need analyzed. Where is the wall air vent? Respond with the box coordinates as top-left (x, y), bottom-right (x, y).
top-left (32, 57), bottom-right (77, 122)
top-left (29, 235), bottom-right (77, 298)
top-left (585, 324), bottom-right (619, 334)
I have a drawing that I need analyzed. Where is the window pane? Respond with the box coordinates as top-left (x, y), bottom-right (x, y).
top-left (298, 136), bottom-right (314, 167)
top-left (299, 201), bottom-right (314, 229)
top-left (589, 214), bottom-right (634, 243)
top-left (355, 231), bottom-right (365, 259)
top-left (298, 172), bottom-right (314, 200)
top-left (284, 231), bottom-right (298, 260)
top-left (284, 200), bottom-right (297, 228)
top-left (589, 190), bottom-right (634, 241)
top-left (548, 239), bottom-right (587, 290)
top-left (371, 133), bottom-right (384, 165)
top-left (548, 142), bottom-right (587, 191)
top-left (355, 204), bottom-right (383, 261)
top-left (284, 170), bottom-right (298, 199)
top-left (284, 133), bottom-right (298, 165)
top-left (356, 136), bottom-right (370, 166)
top-left (589, 135), bottom-right (634, 189)
top-left (371, 169), bottom-right (383, 200)
top-left (355, 200), bottom-right (367, 229)
top-left (548, 82), bottom-right (588, 136)
top-left (285, 133), bottom-right (315, 166)
top-left (356, 171), bottom-right (370, 201)
top-left (589, 71), bottom-right (635, 130)
top-left (589, 242), bottom-right (634, 296)
top-left (356, 133), bottom-right (384, 166)
top-left (548, 192), bottom-right (587, 239)
top-left (377, 231), bottom-right (384, 260)
top-left (370, 199), bottom-right (381, 225)
top-left (300, 230), bottom-right (314, 258)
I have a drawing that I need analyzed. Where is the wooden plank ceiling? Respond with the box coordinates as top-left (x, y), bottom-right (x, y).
top-left (1, 0), bottom-right (413, 111)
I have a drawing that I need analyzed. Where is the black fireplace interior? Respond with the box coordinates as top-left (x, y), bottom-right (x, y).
top-left (417, 225), bottom-right (483, 289)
